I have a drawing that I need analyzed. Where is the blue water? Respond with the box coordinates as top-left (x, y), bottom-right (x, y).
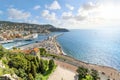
top-left (2, 29), bottom-right (120, 71)
top-left (57, 29), bottom-right (120, 71)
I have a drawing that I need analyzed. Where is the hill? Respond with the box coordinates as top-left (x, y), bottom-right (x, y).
top-left (0, 21), bottom-right (69, 33)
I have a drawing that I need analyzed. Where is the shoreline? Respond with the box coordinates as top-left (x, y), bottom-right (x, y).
top-left (44, 54), bottom-right (120, 80)
top-left (50, 35), bottom-right (120, 79)
top-left (62, 55), bottom-right (120, 79)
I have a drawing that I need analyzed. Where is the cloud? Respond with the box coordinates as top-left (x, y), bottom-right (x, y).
top-left (60, 2), bottom-right (100, 29)
top-left (74, 15), bottom-right (86, 21)
top-left (46, 0), bottom-right (61, 10)
top-left (61, 11), bottom-right (86, 21)
top-left (61, 2), bottom-right (97, 22)
top-left (61, 1), bottom-right (120, 29)
top-left (8, 8), bottom-right (31, 20)
top-left (66, 4), bottom-right (74, 10)
top-left (33, 5), bottom-right (40, 10)
top-left (78, 2), bottom-right (120, 22)
top-left (78, 2), bottom-right (98, 15)
top-left (42, 10), bottom-right (56, 21)
top-left (76, 2), bottom-right (98, 21)
top-left (62, 12), bottom-right (73, 20)
top-left (82, 2), bottom-right (97, 10)
top-left (0, 10), bottom-right (3, 14)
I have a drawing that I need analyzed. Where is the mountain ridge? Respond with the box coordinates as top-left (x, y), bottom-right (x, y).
top-left (0, 21), bottom-right (69, 33)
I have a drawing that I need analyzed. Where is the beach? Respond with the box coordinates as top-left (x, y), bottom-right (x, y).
top-left (43, 54), bottom-right (120, 80)
top-left (55, 55), bottom-right (120, 80)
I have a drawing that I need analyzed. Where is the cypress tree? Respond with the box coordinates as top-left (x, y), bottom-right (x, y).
top-left (31, 62), bottom-right (36, 78)
top-left (28, 73), bottom-right (34, 80)
top-left (49, 59), bottom-right (55, 70)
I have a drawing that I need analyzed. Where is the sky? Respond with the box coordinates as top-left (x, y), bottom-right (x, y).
top-left (0, 0), bottom-right (120, 29)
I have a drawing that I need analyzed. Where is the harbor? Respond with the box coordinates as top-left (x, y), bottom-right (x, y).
top-left (0, 33), bottom-right (38, 44)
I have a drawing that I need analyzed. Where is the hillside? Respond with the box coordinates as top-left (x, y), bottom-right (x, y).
top-left (0, 21), bottom-right (69, 33)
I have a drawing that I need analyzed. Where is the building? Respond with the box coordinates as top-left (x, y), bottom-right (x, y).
top-left (22, 47), bottom-right (40, 58)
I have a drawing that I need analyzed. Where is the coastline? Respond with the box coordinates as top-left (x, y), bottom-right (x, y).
top-left (20, 34), bottom-right (120, 80)
top-left (48, 35), bottom-right (120, 80)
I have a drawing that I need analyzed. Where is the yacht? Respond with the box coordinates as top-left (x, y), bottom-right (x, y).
top-left (33, 33), bottom-right (38, 39)
top-left (25, 33), bottom-right (38, 41)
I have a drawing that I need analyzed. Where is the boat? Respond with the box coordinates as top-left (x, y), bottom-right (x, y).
top-left (24, 33), bottom-right (38, 41)
top-left (33, 33), bottom-right (38, 39)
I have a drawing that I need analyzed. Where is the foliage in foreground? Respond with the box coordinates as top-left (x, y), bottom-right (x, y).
top-left (0, 46), bottom-right (55, 80)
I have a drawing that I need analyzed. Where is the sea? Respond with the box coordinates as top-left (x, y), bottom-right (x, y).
top-left (2, 29), bottom-right (120, 71)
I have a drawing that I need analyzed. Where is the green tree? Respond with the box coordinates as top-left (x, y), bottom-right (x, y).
top-left (39, 59), bottom-right (48, 74)
top-left (36, 56), bottom-right (40, 62)
top-left (17, 69), bottom-right (27, 79)
top-left (0, 51), bottom-right (4, 59)
top-left (82, 75), bottom-right (93, 80)
top-left (12, 47), bottom-right (17, 50)
top-left (33, 57), bottom-right (39, 69)
top-left (31, 62), bottom-right (36, 78)
top-left (26, 61), bottom-right (31, 74)
top-left (39, 48), bottom-right (46, 55)
top-left (28, 73), bottom-right (34, 80)
top-left (0, 45), bottom-right (4, 51)
top-left (25, 54), bottom-right (34, 61)
top-left (77, 67), bottom-right (89, 80)
top-left (8, 56), bottom-right (27, 70)
top-left (49, 59), bottom-right (55, 70)
top-left (91, 69), bottom-right (99, 80)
